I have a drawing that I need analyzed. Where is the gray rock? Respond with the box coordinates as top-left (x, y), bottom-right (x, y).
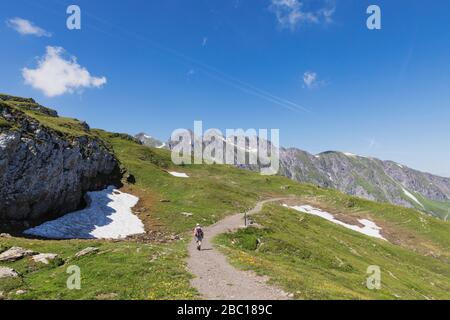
top-left (0, 98), bottom-right (122, 224)
top-left (180, 212), bottom-right (193, 217)
top-left (75, 247), bottom-right (99, 258)
top-left (32, 253), bottom-right (59, 264)
top-left (0, 266), bottom-right (19, 278)
top-left (0, 247), bottom-right (36, 262)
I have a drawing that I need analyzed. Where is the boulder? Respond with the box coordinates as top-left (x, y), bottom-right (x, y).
top-left (75, 247), bottom-right (99, 258)
top-left (32, 253), bottom-right (59, 265)
top-left (180, 212), bottom-right (193, 217)
top-left (0, 266), bottom-right (19, 278)
top-left (0, 247), bottom-right (36, 262)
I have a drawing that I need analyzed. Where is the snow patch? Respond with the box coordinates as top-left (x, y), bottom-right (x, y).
top-left (343, 152), bottom-right (368, 159)
top-left (156, 143), bottom-right (166, 149)
top-left (24, 186), bottom-right (144, 239)
top-left (343, 152), bottom-right (356, 157)
top-left (402, 188), bottom-right (424, 208)
top-left (168, 171), bottom-right (189, 178)
top-left (284, 205), bottom-right (386, 240)
top-left (396, 163), bottom-right (404, 169)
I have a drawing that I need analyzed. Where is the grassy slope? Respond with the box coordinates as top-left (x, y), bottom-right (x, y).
top-left (1, 98), bottom-right (94, 138)
top-left (418, 195), bottom-right (450, 221)
top-left (1, 100), bottom-right (450, 299)
top-left (215, 205), bottom-right (450, 300)
top-left (98, 132), bottom-right (450, 299)
top-left (0, 237), bottom-right (195, 300)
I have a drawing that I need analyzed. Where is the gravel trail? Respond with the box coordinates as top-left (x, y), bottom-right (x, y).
top-left (187, 198), bottom-right (292, 300)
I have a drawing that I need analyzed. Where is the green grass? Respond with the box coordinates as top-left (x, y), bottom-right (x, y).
top-left (24, 112), bottom-right (91, 137)
top-left (16, 108), bottom-right (93, 138)
top-left (0, 94), bottom-right (35, 103)
top-left (0, 117), bottom-right (12, 128)
top-left (215, 204), bottom-right (450, 300)
top-left (417, 195), bottom-right (450, 221)
top-left (1, 99), bottom-right (93, 138)
top-left (0, 237), bottom-right (196, 300)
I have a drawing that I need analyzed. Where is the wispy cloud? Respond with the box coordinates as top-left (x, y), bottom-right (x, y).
top-left (22, 46), bottom-right (107, 97)
top-left (367, 138), bottom-right (378, 150)
top-left (187, 69), bottom-right (196, 77)
top-left (269, 0), bottom-right (335, 30)
top-left (202, 37), bottom-right (208, 47)
top-left (303, 71), bottom-right (325, 89)
top-left (6, 17), bottom-right (52, 37)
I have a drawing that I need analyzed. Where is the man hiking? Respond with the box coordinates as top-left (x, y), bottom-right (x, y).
top-left (194, 223), bottom-right (204, 251)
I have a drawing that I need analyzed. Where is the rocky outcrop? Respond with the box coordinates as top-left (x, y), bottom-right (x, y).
top-left (0, 95), bottom-right (122, 228)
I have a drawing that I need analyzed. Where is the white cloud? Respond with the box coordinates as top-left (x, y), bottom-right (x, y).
top-left (22, 46), bottom-right (107, 97)
top-left (6, 17), bottom-right (51, 37)
top-left (303, 71), bottom-right (322, 89)
top-left (202, 37), bottom-right (208, 47)
top-left (270, 0), bottom-right (335, 30)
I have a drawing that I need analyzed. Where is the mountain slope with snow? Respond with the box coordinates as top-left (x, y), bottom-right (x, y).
top-left (279, 149), bottom-right (450, 219)
top-left (159, 131), bottom-right (450, 219)
top-left (135, 133), bottom-right (168, 149)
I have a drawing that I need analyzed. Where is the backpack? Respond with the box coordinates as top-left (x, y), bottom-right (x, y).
top-left (195, 227), bottom-right (204, 238)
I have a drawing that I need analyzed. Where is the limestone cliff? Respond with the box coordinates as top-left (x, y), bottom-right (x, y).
top-left (0, 94), bottom-right (122, 228)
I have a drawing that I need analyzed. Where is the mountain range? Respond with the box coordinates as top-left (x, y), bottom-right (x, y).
top-left (136, 133), bottom-right (450, 220)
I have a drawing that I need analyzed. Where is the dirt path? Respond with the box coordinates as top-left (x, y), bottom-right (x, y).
top-left (187, 198), bottom-right (292, 300)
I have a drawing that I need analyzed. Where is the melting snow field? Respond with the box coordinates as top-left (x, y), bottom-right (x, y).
top-left (284, 205), bottom-right (386, 240)
top-left (402, 188), bottom-right (424, 208)
top-left (24, 186), bottom-right (145, 239)
top-left (168, 171), bottom-right (189, 178)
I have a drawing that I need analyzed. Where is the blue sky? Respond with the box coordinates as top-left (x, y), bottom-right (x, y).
top-left (1, 0), bottom-right (450, 176)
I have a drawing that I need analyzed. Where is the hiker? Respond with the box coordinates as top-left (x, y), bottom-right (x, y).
top-left (194, 223), bottom-right (204, 251)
